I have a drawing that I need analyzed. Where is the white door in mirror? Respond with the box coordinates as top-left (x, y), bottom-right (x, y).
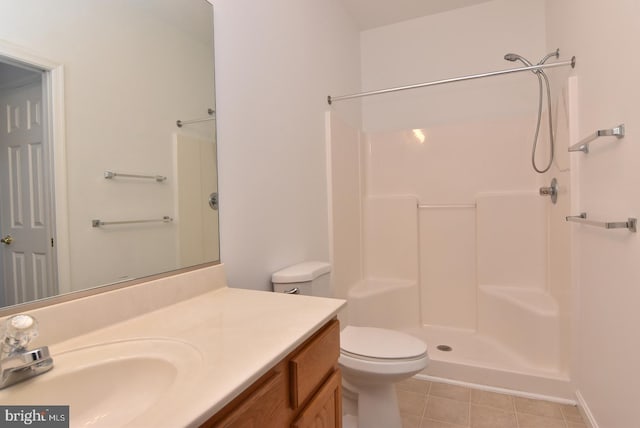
top-left (0, 80), bottom-right (57, 306)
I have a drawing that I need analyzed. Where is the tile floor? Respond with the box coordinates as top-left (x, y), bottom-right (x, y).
top-left (397, 378), bottom-right (587, 428)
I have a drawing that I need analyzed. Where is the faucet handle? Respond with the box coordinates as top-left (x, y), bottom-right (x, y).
top-left (1, 314), bottom-right (39, 352)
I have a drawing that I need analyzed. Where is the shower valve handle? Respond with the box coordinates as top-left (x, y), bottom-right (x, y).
top-left (539, 178), bottom-right (558, 204)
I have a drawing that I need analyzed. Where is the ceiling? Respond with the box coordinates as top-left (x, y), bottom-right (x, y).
top-left (341, 0), bottom-right (494, 30)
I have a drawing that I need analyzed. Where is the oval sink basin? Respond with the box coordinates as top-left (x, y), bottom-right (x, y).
top-left (0, 338), bottom-right (202, 427)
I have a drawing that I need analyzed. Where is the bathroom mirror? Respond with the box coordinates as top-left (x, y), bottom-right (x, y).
top-left (0, 0), bottom-right (218, 311)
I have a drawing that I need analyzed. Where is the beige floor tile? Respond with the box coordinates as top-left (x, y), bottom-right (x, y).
top-left (470, 389), bottom-right (514, 412)
top-left (424, 396), bottom-right (470, 427)
top-left (470, 404), bottom-right (517, 428)
top-left (429, 383), bottom-right (471, 402)
top-left (397, 378), bottom-right (432, 395)
top-left (567, 421), bottom-right (587, 428)
top-left (402, 413), bottom-right (422, 428)
top-left (398, 389), bottom-right (428, 416)
top-left (517, 412), bottom-right (567, 428)
top-left (560, 404), bottom-right (585, 423)
top-left (514, 396), bottom-right (564, 419)
top-left (421, 418), bottom-right (468, 428)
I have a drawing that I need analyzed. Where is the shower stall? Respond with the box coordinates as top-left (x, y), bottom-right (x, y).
top-left (327, 44), bottom-right (578, 400)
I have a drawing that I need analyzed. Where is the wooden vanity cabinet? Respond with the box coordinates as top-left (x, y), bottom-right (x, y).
top-left (202, 319), bottom-right (342, 428)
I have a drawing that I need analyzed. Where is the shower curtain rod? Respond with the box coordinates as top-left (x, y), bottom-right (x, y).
top-left (327, 57), bottom-right (576, 105)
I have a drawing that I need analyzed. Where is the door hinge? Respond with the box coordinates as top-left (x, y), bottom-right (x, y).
top-left (51, 238), bottom-right (54, 247)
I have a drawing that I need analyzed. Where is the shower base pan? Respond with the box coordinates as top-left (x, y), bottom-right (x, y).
top-left (403, 325), bottom-right (573, 402)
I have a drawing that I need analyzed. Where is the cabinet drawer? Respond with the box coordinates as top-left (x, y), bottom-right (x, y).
top-left (290, 319), bottom-right (340, 409)
top-left (291, 369), bottom-right (341, 428)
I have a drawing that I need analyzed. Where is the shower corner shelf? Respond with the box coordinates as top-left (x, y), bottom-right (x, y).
top-left (568, 124), bottom-right (625, 154)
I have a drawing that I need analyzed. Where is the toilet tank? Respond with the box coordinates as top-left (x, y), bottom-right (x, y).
top-left (272, 262), bottom-right (331, 297)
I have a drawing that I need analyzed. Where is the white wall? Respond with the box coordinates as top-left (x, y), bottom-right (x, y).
top-left (214, 0), bottom-right (361, 290)
top-left (546, 1), bottom-right (640, 427)
top-left (360, 0), bottom-right (547, 132)
top-left (0, 0), bottom-right (215, 291)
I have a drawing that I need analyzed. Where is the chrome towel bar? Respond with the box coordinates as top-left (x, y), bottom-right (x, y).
top-left (417, 203), bottom-right (476, 209)
top-left (104, 171), bottom-right (167, 182)
top-left (92, 216), bottom-right (173, 228)
top-left (176, 108), bottom-right (215, 128)
top-left (568, 124), bottom-right (625, 153)
top-left (566, 212), bottom-right (636, 233)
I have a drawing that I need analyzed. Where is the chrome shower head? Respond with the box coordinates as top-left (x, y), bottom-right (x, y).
top-left (504, 53), bottom-right (534, 67)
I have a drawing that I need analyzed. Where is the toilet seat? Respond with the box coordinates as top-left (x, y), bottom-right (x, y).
top-left (339, 351), bottom-right (429, 377)
top-left (340, 326), bottom-right (427, 360)
top-left (339, 326), bottom-right (429, 376)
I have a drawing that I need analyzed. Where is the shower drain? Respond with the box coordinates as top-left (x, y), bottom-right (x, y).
top-left (436, 345), bottom-right (453, 352)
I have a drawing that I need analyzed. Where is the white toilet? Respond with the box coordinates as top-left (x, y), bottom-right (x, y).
top-left (272, 262), bottom-right (429, 428)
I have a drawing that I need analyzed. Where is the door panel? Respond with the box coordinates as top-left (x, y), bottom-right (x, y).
top-left (1, 81), bottom-right (56, 305)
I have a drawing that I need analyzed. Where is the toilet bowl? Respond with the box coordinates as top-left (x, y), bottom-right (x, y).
top-left (339, 326), bottom-right (429, 428)
top-left (271, 262), bottom-right (429, 428)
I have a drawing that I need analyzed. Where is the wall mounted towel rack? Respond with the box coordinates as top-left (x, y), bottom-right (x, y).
top-left (92, 216), bottom-right (173, 228)
top-left (176, 108), bottom-right (215, 128)
top-left (417, 203), bottom-right (476, 209)
top-left (568, 124), bottom-right (625, 153)
top-left (566, 212), bottom-right (636, 233)
top-left (104, 171), bottom-right (167, 182)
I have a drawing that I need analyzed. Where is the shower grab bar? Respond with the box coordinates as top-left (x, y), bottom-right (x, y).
top-left (92, 216), bottom-right (173, 228)
top-left (328, 57), bottom-right (576, 104)
top-left (568, 124), bottom-right (625, 153)
top-left (104, 171), bottom-right (167, 182)
top-left (176, 108), bottom-right (215, 128)
top-left (566, 212), bottom-right (636, 233)
top-left (417, 203), bottom-right (476, 209)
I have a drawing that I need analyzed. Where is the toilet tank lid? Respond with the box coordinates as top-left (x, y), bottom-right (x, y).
top-left (272, 261), bottom-right (331, 283)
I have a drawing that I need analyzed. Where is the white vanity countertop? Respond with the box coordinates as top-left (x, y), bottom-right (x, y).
top-left (44, 286), bottom-right (346, 427)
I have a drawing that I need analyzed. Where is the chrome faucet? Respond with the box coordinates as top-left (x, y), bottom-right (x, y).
top-left (0, 314), bottom-right (53, 389)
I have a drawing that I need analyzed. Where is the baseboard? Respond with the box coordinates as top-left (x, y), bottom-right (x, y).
top-left (415, 374), bottom-right (577, 406)
top-left (575, 390), bottom-right (599, 428)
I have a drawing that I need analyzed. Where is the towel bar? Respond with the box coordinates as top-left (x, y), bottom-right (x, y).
top-left (92, 216), bottom-right (173, 228)
top-left (568, 124), bottom-right (625, 153)
top-left (104, 171), bottom-right (166, 182)
top-left (566, 212), bottom-right (636, 233)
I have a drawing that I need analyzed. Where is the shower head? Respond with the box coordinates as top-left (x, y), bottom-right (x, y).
top-left (504, 53), bottom-right (534, 67)
top-left (504, 49), bottom-right (561, 74)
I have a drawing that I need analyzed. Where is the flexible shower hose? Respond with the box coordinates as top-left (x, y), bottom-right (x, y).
top-left (530, 70), bottom-right (555, 174)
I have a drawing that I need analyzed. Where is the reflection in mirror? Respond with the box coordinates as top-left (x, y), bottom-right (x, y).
top-left (0, 0), bottom-right (218, 311)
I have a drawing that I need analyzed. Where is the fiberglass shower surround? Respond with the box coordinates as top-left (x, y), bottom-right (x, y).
top-left (328, 49), bottom-right (576, 174)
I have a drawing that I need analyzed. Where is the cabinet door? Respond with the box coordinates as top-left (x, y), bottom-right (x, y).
top-left (290, 319), bottom-right (340, 409)
top-left (207, 369), bottom-right (289, 428)
top-left (291, 370), bottom-right (342, 428)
